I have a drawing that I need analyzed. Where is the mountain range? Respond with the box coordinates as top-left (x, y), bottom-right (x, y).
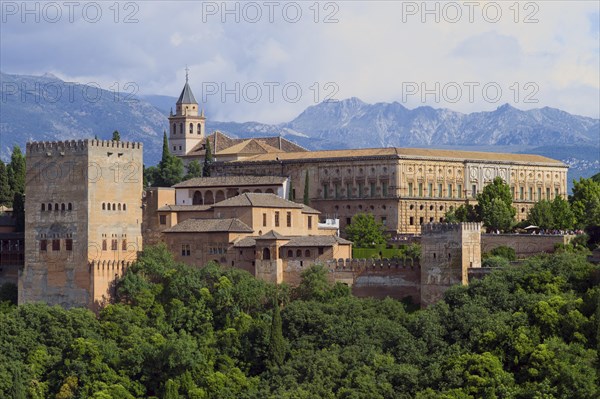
top-left (1, 72), bottom-right (598, 189)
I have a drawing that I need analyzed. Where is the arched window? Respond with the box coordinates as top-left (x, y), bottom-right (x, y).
top-left (296, 249), bottom-right (302, 257)
top-left (179, 123), bottom-right (183, 134)
top-left (112, 203), bottom-right (116, 211)
top-left (68, 203), bottom-right (72, 211)
top-left (189, 123), bottom-right (193, 134)
top-left (287, 250), bottom-right (293, 258)
top-left (197, 123), bottom-right (202, 134)
top-left (263, 248), bottom-right (271, 260)
top-left (123, 204), bottom-right (126, 211)
top-left (305, 249), bottom-right (311, 257)
top-left (173, 123), bottom-right (177, 134)
top-left (41, 203), bottom-right (45, 211)
top-left (48, 203), bottom-right (52, 211)
top-left (54, 203), bottom-right (59, 211)
top-left (61, 203), bottom-right (65, 211)
top-left (118, 203), bottom-right (122, 211)
top-left (102, 203), bottom-right (105, 210)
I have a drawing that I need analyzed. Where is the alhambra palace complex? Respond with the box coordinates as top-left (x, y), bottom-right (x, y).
top-left (3, 78), bottom-right (573, 310)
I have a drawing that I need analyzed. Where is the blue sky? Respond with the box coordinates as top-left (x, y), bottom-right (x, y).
top-left (1, 1), bottom-right (599, 123)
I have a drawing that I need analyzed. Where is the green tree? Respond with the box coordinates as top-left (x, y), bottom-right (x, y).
top-left (267, 301), bottom-right (286, 368)
top-left (112, 130), bottom-right (121, 141)
top-left (445, 204), bottom-right (478, 223)
top-left (528, 197), bottom-right (575, 230)
top-left (303, 170), bottom-right (310, 205)
top-left (203, 138), bottom-right (213, 177)
top-left (293, 264), bottom-right (332, 301)
top-left (570, 177), bottom-right (600, 228)
top-left (163, 379), bottom-right (179, 399)
top-left (345, 213), bottom-right (388, 248)
top-left (8, 145), bottom-right (25, 197)
top-left (476, 177), bottom-right (515, 232)
top-left (0, 161), bottom-right (12, 206)
top-left (155, 132), bottom-right (184, 187)
top-left (12, 192), bottom-right (24, 232)
top-left (288, 180), bottom-right (294, 201)
top-left (184, 160), bottom-right (202, 181)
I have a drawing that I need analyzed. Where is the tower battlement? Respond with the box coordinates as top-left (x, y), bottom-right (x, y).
top-left (27, 139), bottom-right (143, 155)
top-left (421, 222), bottom-right (481, 234)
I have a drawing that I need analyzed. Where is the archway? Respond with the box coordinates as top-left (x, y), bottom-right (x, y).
top-left (215, 190), bottom-right (225, 203)
top-left (253, 189), bottom-right (262, 193)
top-left (265, 188), bottom-right (275, 194)
top-left (204, 190), bottom-right (214, 204)
top-left (192, 191), bottom-right (203, 205)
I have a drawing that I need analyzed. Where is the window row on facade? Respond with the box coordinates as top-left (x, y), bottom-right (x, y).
top-left (102, 203), bottom-right (127, 211)
top-left (41, 203), bottom-right (73, 212)
top-left (172, 122), bottom-right (203, 135)
top-left (101, 239), bottom-right (128, 251)
top-left (406, 182), bottom-right (465, 199)
top-left (322, 181), bottom-right (390, 199)
top-left (40, 238), bottom-right (73, 251)
top-left (513, 186), bottom-right (560, 201)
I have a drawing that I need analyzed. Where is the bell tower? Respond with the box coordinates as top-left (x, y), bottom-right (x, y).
top-left (168, 67), bottom-right (206, 156)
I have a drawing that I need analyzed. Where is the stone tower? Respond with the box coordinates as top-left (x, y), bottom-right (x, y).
top-left (168, 70), bottom-right (206, 157)
top-left (20, 140), bottom-right (143, 310)
top-left (420, 222), bottom-right (481, 307)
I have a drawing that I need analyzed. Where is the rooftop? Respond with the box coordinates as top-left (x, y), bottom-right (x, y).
top-left (173, 175), bottom-right (287, 188)
top-left (213, 192), bottom-right (310, 210)
top-left (157, 205), bottom-right (212, 212)
top-left (233, 234), bottom-right (352, 248)
top-left (164, 218), bottom-right (253, 233)
top-left (176, 82), bottom-right (197, 104)
top-left (230, 147), bottom-right (566, 166)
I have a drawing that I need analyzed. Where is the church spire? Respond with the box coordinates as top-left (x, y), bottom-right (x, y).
top-left (177, 66), bottom-right (197, 105)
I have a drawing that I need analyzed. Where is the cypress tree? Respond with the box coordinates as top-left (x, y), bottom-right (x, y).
top-left (156, 131), bottom-right (184, 187)
top-left (203, 138), bottom-right (213, 177)
top-left (8, 145), bottom-right (25, 196)
top-left (268, 299), bottom-right (286, 368)
top-left (303, 170), bottom-right (310, 205)
top-left (12, 192), bottom-right (25, 232)
top-left (288, 180), bottom-right (294, 201)
top-left (161, 131), bottom-right (171, 164)
top-left (112, 130), bottom-right (120, 141)
top-left (0, 161), bottom-right (12, 206)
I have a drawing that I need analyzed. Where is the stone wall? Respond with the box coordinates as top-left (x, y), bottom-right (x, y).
top-left (481, 234), bottom-right (573, 257)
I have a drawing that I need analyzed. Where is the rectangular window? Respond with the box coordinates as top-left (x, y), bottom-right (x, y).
top-left (447, 184), bottom-right (453, 198)
top-left (346, 184), bottom-right (352, 198)
top-left (438, 183), bottom-right (443, 198)
top-left (520, 187), bottom-right (524, 200)
top-left (159, 215), bottom-right (166, 225)
top-left (274, 211), bottom-right (280, 227)
top-left (409, 216), bottom-right (414, 226)
top-left (537, 187), bottom-right (542, 201)
top-left (102, 240), bottom-right (107, 251)
top-left (370, 182), bottom-right (376, 197)
top-left (381, 217), bottom-right (387, 225)
top-left (528, 187), bottom-right (533, 201)
top-left (111, 239), bottom-right (118, 251)
top-left (346, 217), bottom-right (351, 225)
top-left (408, 182), bottom-right (413, 197)
top-left (555, 188), bottom-right (559, 198)
top-left (472, 185), bottom-right (477, 198)
top-left (382, 181), bottom-right (388, 197)
top-left (262, 213), bottom-right (267, 227)
top-left (428, 183), bottom-right (433, 197)
top-left (458, 184), bottom-right (462, 198)
top-left (335, 183), bottom-right (340, 199)
top-left (323, 185), bottom-right (328, 199)
top-left (308, 216), bottom-right (312, 230)
top-left (122, 239), bottom-right (127, 251)
top-left (418, 183), bottom-right (423, 197)
top-left (40, 239), bottom-right (47, 251)
top-left (52, 239), bottom-right (60, 251)
top-left (66, 239), bottom-right (73, 251)
top-left (419, 217), bottom-right (424, 225)
top-left (546, 187), bottom-right (550, 199)
top-left (181, 244), bottom-right (191, 257)
top-left (286, 212), bottom-right (292, 227)
top-left (318, 247), bottom-right (324, 255)
top-left (358, 182), bottom-right (364, 198)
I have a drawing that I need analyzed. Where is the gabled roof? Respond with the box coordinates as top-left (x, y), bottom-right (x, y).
top-left (216, 139), bottom-right (284, 156)
top-left (213, 193), bottom-right (304, 209)
top-left (164, 218), bottom-right (253, 233)
top-left (185, 131), bottom-right (307, 157)
top-left (255, 230), bottom-right (289, 240)
top-left (173, 175), bottom-right (287, 188)
top-left (177, 82), bottom-right (197, 104)
top-left (301, 204), bottom-right (321, 214)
